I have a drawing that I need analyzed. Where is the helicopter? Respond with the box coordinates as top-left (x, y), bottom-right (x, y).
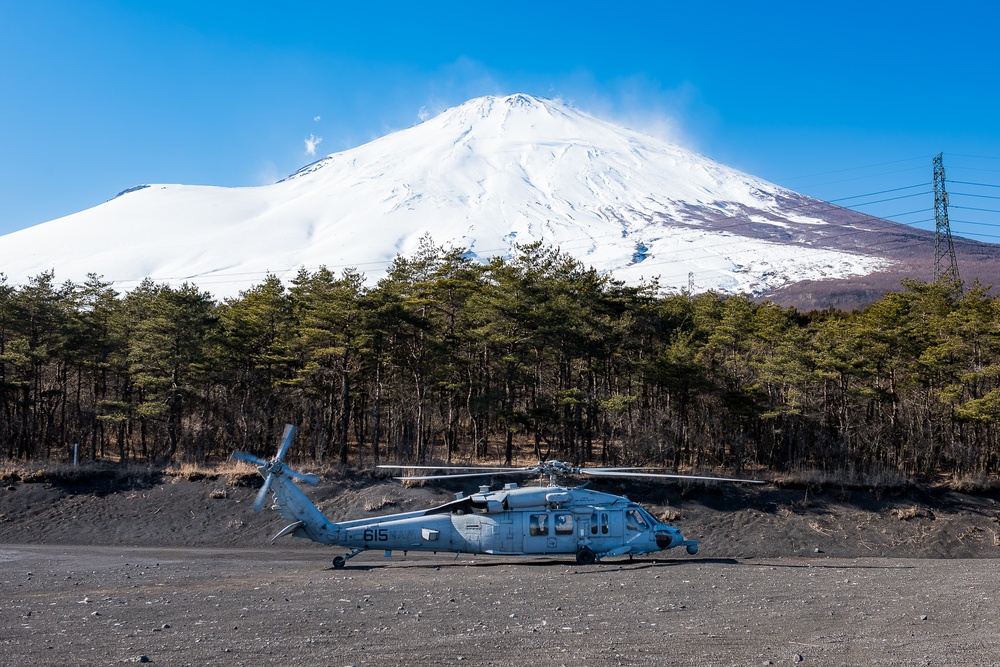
top-left (232, 425), bottom-right (764, 568)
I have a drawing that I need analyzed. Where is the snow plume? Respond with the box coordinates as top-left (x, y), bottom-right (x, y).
top-left (564, 77), bottom-right (698, 149)
top-left (304, 134), bottom-right (323, 156)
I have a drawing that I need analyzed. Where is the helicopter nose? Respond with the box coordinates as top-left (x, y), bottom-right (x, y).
top-left (655, 530), bottom-right (678, 549)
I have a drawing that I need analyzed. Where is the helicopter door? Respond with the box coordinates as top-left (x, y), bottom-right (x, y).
top-left (588, 511), bottom-right (611, 549)
top-left (524, 512), bottom-right (577, 554)
top-left (552, 512), bottom-right (576, 553)
top-left (524, 513), bottom-right (551, 553)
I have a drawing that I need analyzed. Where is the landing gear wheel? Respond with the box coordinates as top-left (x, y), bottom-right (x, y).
top-left (576, 547), bottom-right (596, 565)
top-left (686, 544), bottom-right (699, 555)
top-left (332, 556), bottom-right (346, 569)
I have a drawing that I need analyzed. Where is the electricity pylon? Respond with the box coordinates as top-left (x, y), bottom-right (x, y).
top-left (933, 152), bottom-right (961, 289)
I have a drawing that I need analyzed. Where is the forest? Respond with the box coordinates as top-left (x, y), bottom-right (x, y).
top-left (2, 238), bottom-right (998, 485)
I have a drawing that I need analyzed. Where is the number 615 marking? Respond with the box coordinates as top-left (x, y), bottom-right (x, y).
top-left (363, 528), bottom-right (388, 542)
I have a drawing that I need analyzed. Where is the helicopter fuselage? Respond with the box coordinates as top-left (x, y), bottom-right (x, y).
top-left (234, 426), bottom-right (759, 569)
top-left (265, 472), bottom-right (699, 566)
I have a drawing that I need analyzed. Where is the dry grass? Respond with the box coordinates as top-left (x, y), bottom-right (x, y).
top-left (944, 473), bottom-right (1000, 494)
top-left (3, 452), bottom-right (998, 496)
top-left (0, 460), bottom-right (161, 485)
top-left (658, 508), bottom-right (682, 522)
top-left (165, 459), bottom-right (247, 480)
top-left (364, 495), bottom-right (397, 512)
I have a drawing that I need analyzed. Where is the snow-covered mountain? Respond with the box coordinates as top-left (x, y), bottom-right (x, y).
top-left (0, 93), bottom-right (950, 302)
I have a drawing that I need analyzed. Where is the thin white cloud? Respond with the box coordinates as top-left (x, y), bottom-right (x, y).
top-left (554, 73), bottom-right (705, 151)
top-left (304, 134), bottom-right (323, 156)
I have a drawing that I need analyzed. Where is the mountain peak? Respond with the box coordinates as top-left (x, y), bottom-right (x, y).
top-left (458, 92), bottom-right (552, 113)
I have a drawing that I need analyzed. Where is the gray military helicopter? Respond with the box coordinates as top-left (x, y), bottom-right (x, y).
top-left (233, 425), bottom-right (763, 568)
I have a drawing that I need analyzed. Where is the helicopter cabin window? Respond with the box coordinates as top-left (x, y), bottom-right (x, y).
top-left (554, 513), bottom-right (574, 535)
top-left (625, 509), bottom-right (649, 532)
top-left (590, 512), bottom-right (609, 535)
top-left (529, 514), bottom-right (548, 536)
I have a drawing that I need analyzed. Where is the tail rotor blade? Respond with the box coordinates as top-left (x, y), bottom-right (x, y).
top-left (252, 473), bottom-right (274, 511)
top-left (232, 451), bottom-right (267, 467)
top-left (275, 424), bottom-right (296, 462)
top-left (288, 470), bottom-right (320, 486)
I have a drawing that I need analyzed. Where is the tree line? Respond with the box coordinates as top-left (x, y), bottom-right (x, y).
top-left (2, 238), bottom-right (998, 482)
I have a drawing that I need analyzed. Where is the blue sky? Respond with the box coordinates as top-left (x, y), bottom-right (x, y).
top-left (2, 1), bottom-right (999, 240)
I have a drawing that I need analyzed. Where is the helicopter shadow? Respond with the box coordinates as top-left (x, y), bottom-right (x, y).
top-left (325, 555), bottom-right (741, 572)
top-left (577, 557), bottom-right (741, 573)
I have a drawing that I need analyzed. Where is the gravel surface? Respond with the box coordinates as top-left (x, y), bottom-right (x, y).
top-left (3, 545), bottom-right (1000, 666)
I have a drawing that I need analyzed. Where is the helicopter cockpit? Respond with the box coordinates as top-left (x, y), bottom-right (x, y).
top-left (625, 506), bottom-right (657, 531)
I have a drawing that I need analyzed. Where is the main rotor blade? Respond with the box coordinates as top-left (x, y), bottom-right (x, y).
top-left (378, 464), bottom-right (517, 473)
top-left (583, 466), bottom-right (665, 472)
top-left (287, 469), bottom-right (320, 486)
top-left (391, 470), bottom-right (532, 481)
top-left (231, 450), bottom-right (267, 467)
top-left (252, 473), bottom-right (274, 511)
top-left (275, 424), bottom-right (296, 461)
top-left (581, 470), bottom-right (764, 484)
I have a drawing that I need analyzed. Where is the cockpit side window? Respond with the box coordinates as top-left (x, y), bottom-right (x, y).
top-left (625, 509), bottom-right (649, 531)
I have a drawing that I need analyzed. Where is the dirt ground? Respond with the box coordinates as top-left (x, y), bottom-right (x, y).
top-left (2, 469), bottom-right (1000, 665)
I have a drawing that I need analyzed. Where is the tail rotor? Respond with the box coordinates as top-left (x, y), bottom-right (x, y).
top-left (232, 424), bottom-right (319, 512)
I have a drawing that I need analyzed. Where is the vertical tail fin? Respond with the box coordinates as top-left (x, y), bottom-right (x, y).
top-left (232, 424), bottom-right (337, 544)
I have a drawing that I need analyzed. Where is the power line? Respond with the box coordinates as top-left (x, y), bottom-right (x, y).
top-left (951, 180), bottom-right (1000, 189)
top-left (947, 218), bottom-right (1000, 228)
top-left (952, 205), bottom-right (1000, 214)
top-left (880, 208), bottom-right (935, 219)
top-left (781, 166), bottom-right (928, 189)
top-left (949, 153), bottom-right (1000, 161)
top-left (950, 191), bottom-right (1000, 201)
top-left (949, 165), bottom-right (1000, 174)
top-left (840, 191), bottom-right (932, 208)
top-left (774, 155), bottom-right (930, 182)
top-left (826, 183), bottom-right (927, 202)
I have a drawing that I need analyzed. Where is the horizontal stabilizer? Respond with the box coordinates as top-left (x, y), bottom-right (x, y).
top-left (272, 520), bottom-right (305, 541)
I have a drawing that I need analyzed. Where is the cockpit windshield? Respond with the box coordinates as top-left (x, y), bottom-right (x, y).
top-left (625, 507), bottom-right (660, 531)
top-left (637, 507), bottom-right (659, 527)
